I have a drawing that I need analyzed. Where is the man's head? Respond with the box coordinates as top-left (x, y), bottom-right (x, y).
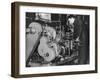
top-left (67, 15), bottom-right (76, 25)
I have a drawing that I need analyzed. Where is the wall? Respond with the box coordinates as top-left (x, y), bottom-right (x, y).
top-left (0, 0), bottom-right (100, 80)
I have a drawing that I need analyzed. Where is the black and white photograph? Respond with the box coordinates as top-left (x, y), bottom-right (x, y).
top-left (11, 2), bottom-right (97, 78)
top-left (26, 12), bottom-right (90, 67)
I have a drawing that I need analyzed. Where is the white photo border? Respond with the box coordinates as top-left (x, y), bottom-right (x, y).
top-left (19, 5), bottom-right (96, 75)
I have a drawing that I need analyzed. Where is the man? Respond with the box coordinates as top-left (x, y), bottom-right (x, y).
top-left (65, 15), bottom-right (89, 64)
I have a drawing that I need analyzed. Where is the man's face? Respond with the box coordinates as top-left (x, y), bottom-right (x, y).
top-left (68, 17), bottom-right (75, 25)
